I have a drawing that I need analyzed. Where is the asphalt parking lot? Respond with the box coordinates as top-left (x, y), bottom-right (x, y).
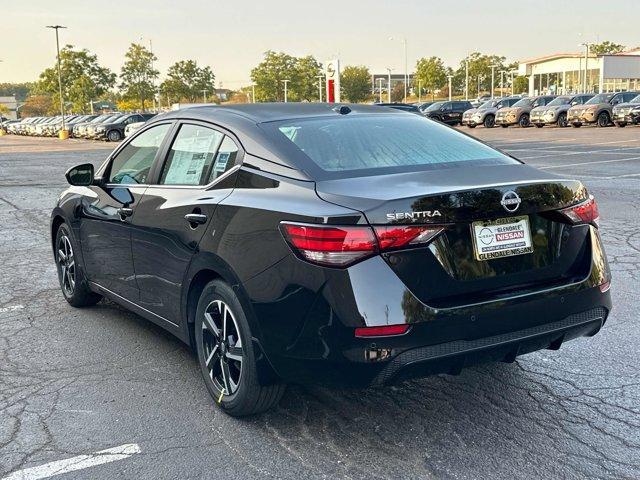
top-left (1, 126), bottom-right (639, 480)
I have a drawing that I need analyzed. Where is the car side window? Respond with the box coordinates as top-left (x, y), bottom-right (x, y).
top-left (441, 103), bottom-right (453, 112)
top-left (208, 136), bottom-right (240, 183)
top-left (159, 124), bottom-right (224, 186)
top-left (109, 123), bottom-right (171, 185)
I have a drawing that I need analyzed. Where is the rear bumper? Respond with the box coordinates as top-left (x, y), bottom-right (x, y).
top-left (243, 226), bottom-right (612, 388)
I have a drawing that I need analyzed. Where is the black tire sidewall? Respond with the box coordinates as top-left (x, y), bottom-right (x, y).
top-left (108, 130), bottom-right (121, 142)
top-left (597, 112), bottom-right (609, 127)
top-left (55, 223), bottom-right (97, 306)
top-left (195, 280), bottom-right (259, 413)
top-left (484, 115), bottom-right (495, 128)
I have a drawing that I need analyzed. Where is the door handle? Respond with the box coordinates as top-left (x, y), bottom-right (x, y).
top-left (184, 213), bottom-right (208, 225)
top-left (117, 207), bottom-right (133, 220)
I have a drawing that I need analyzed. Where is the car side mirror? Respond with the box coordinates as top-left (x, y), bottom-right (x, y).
top-left (65, 163), bottom-right (94, 186)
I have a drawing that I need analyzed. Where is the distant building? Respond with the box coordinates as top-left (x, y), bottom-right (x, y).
top-left (518, 49), bottom-right (640, 96)
top-left (371, 73), bottom-right (415, 95)
top-left (0, 96), bottom-right (18, 120)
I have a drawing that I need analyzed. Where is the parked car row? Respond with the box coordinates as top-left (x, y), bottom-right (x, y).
top-left (1, 112), bottom-right (156, 141)
top-left (462, 91), bottom-right (640, 129)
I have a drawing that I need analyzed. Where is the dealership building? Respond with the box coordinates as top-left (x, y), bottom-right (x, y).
top-left (518, 48), bottom-right (640, 96)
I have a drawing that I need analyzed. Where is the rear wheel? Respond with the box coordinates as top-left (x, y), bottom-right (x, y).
top-left (518, 114), bottom-right (530, 128)
top-left (596, 111), bottom-right (610, 127)
top-left (195, 280), bottom-right (285, 416)
top-left (107, 130), bottom-right (122, 142)
top-left (557, 113), bottom-right (568, 128)
top-left (615, 122), bottom-right (626, 128)
top-left (483, 115), bottom-right (495, 128)
top-left (55, 223), bottom-right (102, 307)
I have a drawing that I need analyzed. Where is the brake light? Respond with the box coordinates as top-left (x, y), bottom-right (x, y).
top-left (280, 222), bottom-right (443, 267)
top-left (280, 223), bottom-right (377, 267)
top-left (355, 324), bottom-right (410, 337)
top-left (560, 195), bottom-right (600, 227)
top-left (374, 225), bottom-right (443, 250)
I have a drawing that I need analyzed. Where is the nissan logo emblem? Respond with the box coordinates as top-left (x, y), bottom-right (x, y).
top-left (500, 191), bottom-right (521, 213)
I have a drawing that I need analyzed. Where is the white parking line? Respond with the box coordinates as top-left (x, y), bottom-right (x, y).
top-left (1, 444), bottom-right (141, 480)
top-left (0, 304), bottom-right (24, 314)
top-left (519, 146), bottom-right (640, 159)
top-left (538, 156), bottom-right (640, 170)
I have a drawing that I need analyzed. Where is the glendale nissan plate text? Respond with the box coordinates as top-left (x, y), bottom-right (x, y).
top-left (51, 104), bottom-right (612, 416)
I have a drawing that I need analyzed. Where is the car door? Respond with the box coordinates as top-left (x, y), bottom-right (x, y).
top-left (440, 102), bottom-right (453, 123)
top-left (129, 121), bottom-right (242, 324)
top-left (79, 122), bottom-right (173, 300)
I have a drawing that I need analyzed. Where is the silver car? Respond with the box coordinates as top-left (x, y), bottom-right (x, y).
top-left (462, 96), bottom-right (521, 128)
top-left (530, 94), bottom-right (594, 128)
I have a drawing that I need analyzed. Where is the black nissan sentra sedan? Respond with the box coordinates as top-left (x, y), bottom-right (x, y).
top-left (51, 104), bottom-right (612, 416)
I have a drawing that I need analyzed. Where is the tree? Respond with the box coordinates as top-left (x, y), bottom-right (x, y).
top-left (250, 51), bottom-right (298, 102)
top-left (591, 41), bottom-right (625, 56)
top-left (36, 45), bottom-right (115, 113)
top-left (0, 104), bottom-right (9, 117)
top-left (513, 76), bottom-right (528, 94)
top-left (293, 55), bottom-right (323, 102)
top-left (456, 52), bottom-right (507, 97)
top-left (120, 43), bottom-right (159, 111)
top-left (20, 95), bottom-right (55, 116)
top-left (390, 82), bottom-right (405, 102)
top-left (159, 60), bottom-right (215, 103)
top-left (341, 65), bottom-right (371, 103)
top-left (0, 83), bottom-right (34, 101)
top-left (415, 57), bottom-right (447, 97)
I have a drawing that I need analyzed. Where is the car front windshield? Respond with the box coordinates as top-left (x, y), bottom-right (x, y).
top-left (586, 94), bottom-right (612, 104)
top-left (479, 100), bottom-right (496, 109)
top-left (547, 97), bottom-right (570, 106)
top-left (512, 98), bottom-right (533, 108)
top-left (629, 95), bottom-right (640, 104)
top-left (424, 102), bottom-right (445, 112)
top-left (269, 114), bottom-right (518, 178)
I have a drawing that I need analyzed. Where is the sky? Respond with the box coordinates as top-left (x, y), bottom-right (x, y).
top-left (1, 0), bottom-right (638, 88)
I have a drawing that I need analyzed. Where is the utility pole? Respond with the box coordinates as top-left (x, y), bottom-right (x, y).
top-left (377, 78), bottom-right (383, 103)
top-left (499, 70), bottom-right (506, 97)
top-left (465, 59), bottom-right (469, 100)
top-left (580, 43), bottom-right (591, 93)
top-left (252, 84), bottom-right (256, 103)
top-left (510, 70), bottom-right (516, 95)
top-left (316, 75), bottom-right (324, 102)
top-left (447, 75), bottom-right (453, 101)
top-left (282, 79), bottom-right (290, 102)
top-left (386, 68), bottom-right (392, 103)
top-left (46, 25), bottom-right (67, 133)
top-left (490, 64), bottom-right (499, 99)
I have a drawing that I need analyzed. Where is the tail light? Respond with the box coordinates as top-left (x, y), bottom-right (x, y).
top-left (280, 222), bottom-right (443, 267)
top-left (355, 324), bottom-right (410, 338)
top-left (560, 195), bottom-right (600, 227)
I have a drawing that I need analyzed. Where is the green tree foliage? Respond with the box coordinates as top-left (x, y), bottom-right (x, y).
top-left (340, 65), bottom-right (371, 103)
top-left (0, 83), bottom-right (34, 101)
top-left (21, 95), bottom-right (55, 116)
top-left (159, 60), bottom-right (215, 103)
top-left (390, 82), bottom-right (405, 102)
top-left (250, 51), bottom-right (322, 102)
top-left (36, 45), bottom-right (115, 113)
top-left (513, 76), bottom-right (528, 94)
top-left (120, 43), bottom-right (159, 111)
top-left (456, 52), bottom-right (507, 97)
top-left (590, 41), bottom-right (625, 56)
top-left (415, 57), bottom-right (447, 96)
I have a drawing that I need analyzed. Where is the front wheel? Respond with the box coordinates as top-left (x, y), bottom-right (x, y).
top-left (483, 115), bottom-right (495, 128)
top-left (557, 113), bottom-right (568, 128)
top-left (55, 223), bottom-right (102, 307)
top-left (107, 130), bottom-right (122, 142)
top-left (615, 122), bottom-right (626, 128)
top-left (596, 111), bottom-right (610, 128)
top-left (518, 114), bottom-right (530, 128)
top-left (195, 280), bottom-right (286, 416)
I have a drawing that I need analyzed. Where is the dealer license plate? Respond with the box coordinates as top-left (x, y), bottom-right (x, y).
top-left (471, 215), bottom-right (534, 261)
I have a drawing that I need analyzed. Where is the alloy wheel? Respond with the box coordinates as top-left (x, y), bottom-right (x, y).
top-left (57, 234), bottom-right (76, 296)
top-left (108, 130), bottom-right (121, 142)
top-left (201, 300), bottom-right (243, 395)
top-left (558, 113), bottom-right (568, 128)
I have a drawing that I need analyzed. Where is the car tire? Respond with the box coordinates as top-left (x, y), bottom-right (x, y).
top-left (518, 114), bottom-right (530, 128)
top-left (571, 122), bottom-right (581, 128)
top-left (195, 279), bottom-right (286, 416)
top-left (557, 113), bottom-right (568, 128)
top-left (501, 124), bottom-right (509, 128)
top-left (534, 123), bottom-right (544, 128)
top-left (55, 223), bottom-right (102, 307)
top-left (596, 111), bottom-right (610, 128)
top-left (615, 122), bottom-right (626, 128)
top-left (107, 130), bottom-right (122, 142)
top-left (483, 115), bottom-right (495, 128)
top-left (467, 124), bottom-right (476, 128)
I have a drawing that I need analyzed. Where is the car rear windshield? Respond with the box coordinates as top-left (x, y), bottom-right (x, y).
top-left (268, 114), bottom-right (518, 176)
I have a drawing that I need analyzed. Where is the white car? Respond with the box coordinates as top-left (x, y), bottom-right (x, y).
top-left (124, 121), bottom-right (145, 137)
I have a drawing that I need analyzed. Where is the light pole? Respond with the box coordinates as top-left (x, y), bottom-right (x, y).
top-left (447, 75), bottom-right (453, 101)
top-left (499, 70), bottom-right (506, 97)
top-left (418, 79), bottom-right (421, 102)
top-left (201, 89), bottom-right (208, 103)
top-left (510, 70), bottom-right (516, 95)
top-left (139, 36), bottom-right (156, 111)
top-left (46, 25), bottom-right (67, 133)
top-left (316, 75), bottom-right (324, 102)
top-left (251, 84), bottom-right (256, 103)
top-left (386, 68), bottom-right (392, 103)
top-left (282, 79), bottom-right (290, 102)
top-left (465, 59), bottom-right (469, 100)
top-left (579, 43), bottom-right (591, 93)
top-left (490, 64), bottom-right (499, 99)
top-left (377, 78), bottom-right (384, 103)
top-left (389, 37), bottom-right (408, 102)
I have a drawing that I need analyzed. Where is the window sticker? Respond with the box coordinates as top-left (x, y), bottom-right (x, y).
top-left (214, 152), bottom-right (230, 173)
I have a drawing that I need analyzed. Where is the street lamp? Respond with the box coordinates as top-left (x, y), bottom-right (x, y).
top-left (447, 75), bottom-right (454, 101)
top-left (579, 43), bottom-right (591, 93)
top-left (389, 37), bottom-right (408, 102)
top-left (316, 75), bottom-right (324, 102)
top-left (509, 70), bottom-right (517, 95)
top-left (281, 79), bottom-right (290, 102)
top-left (499, 70), bottom-right (507, 97)
top-left (490, 64), bottom-right (499, 99)
top-left (377, 78), bottom-right (384, 103)
top-left (465, 58), bottom-right (469, 100)
top-left (201, 89), bottom-right (208, 103)
top-left (46, 25), bottom-right (67, 133)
